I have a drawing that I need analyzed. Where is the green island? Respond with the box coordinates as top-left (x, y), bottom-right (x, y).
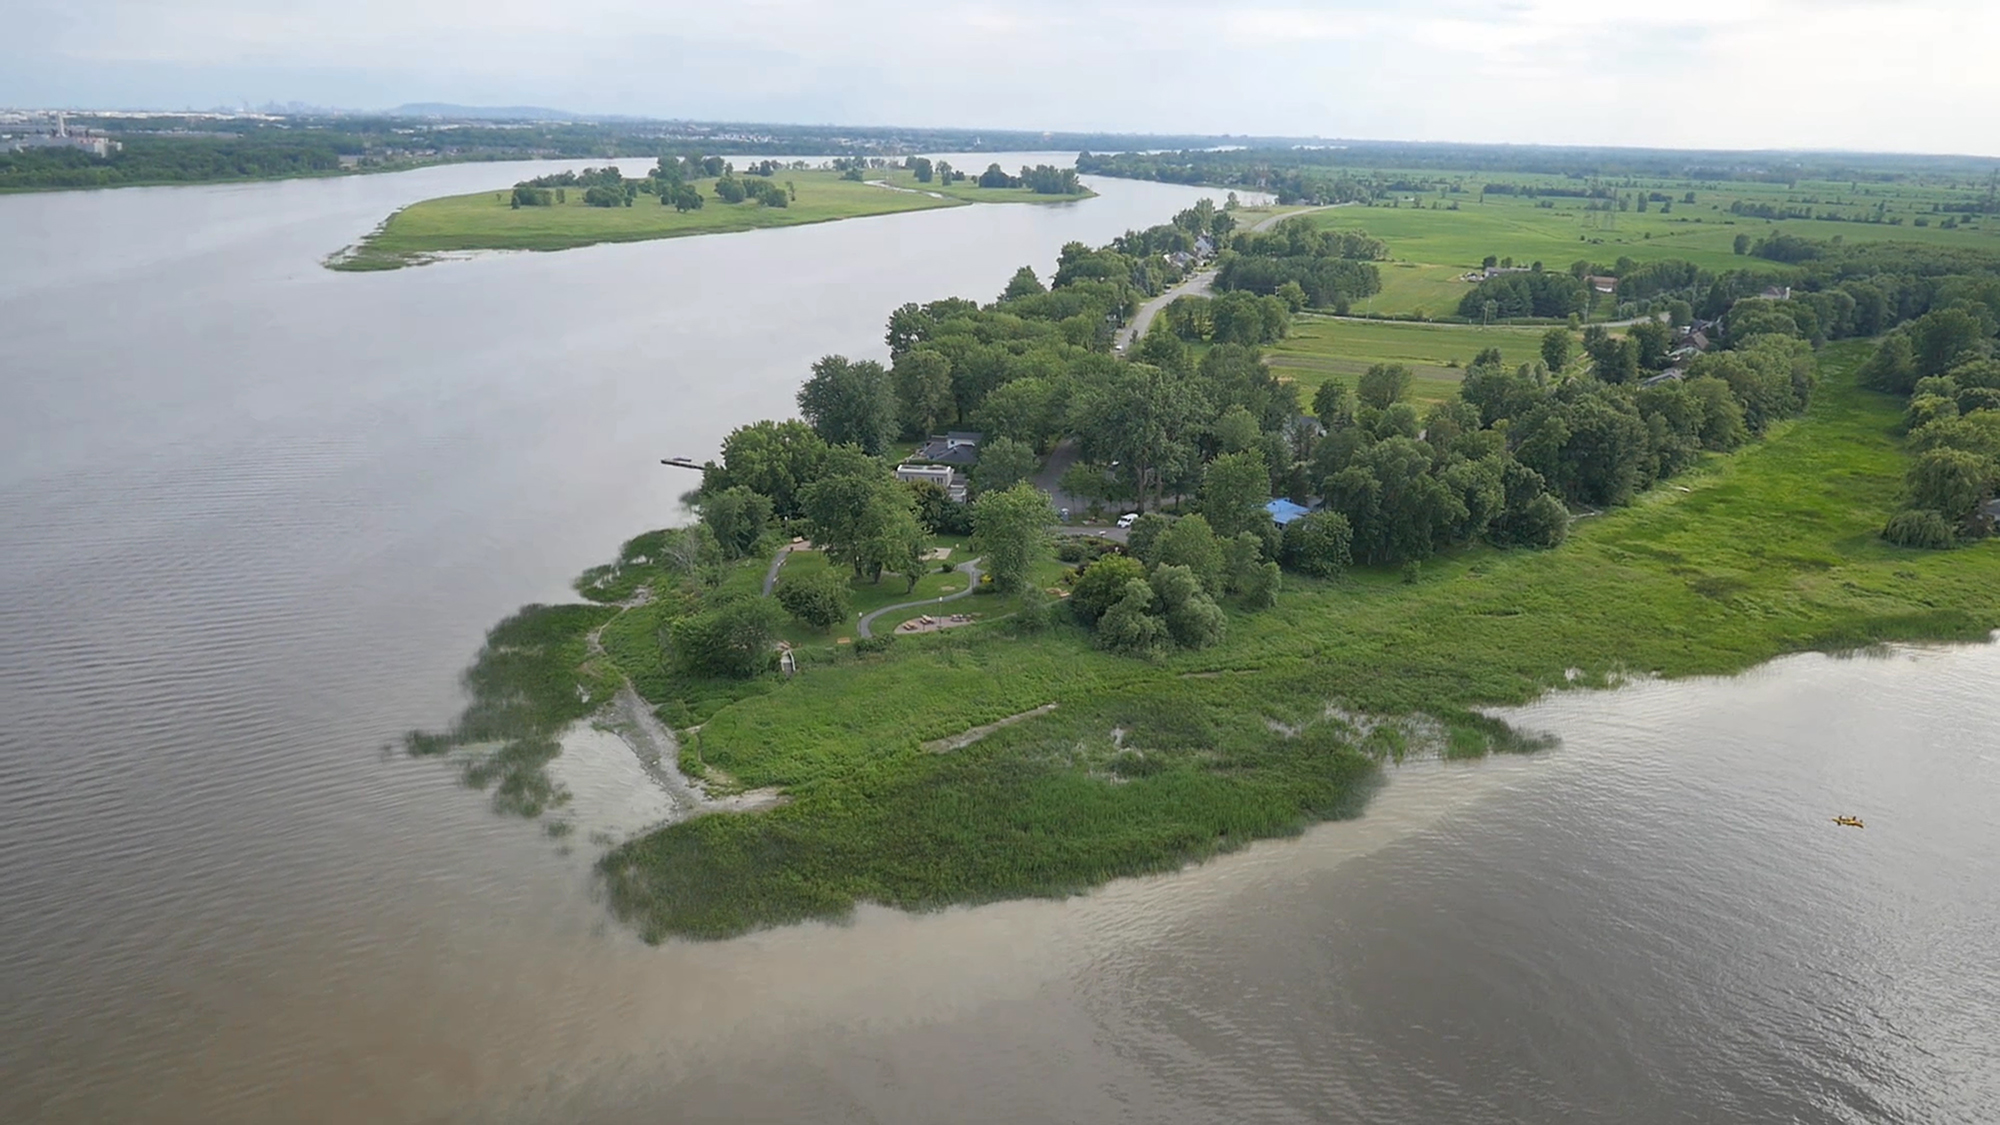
top-left (412, 166), bottom-right (2000, 942)
top-left (328, 156), bottom-right (1093, 270)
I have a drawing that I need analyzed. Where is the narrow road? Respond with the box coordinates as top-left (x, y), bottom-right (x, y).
top-left (1117, 270), bottom-right (1214, 350)
top-left (760, 544), bottom-right (794, 597)
top-left (1249, 200), bottom-right (1354, 232)
top-left (856, 559), bottom-right (982, 639)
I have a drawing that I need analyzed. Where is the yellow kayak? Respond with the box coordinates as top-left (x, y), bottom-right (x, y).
top-left (1832, 816), bottom-right (1865, 829)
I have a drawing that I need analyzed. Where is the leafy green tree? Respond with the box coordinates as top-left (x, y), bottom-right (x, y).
top-left (911, 157), bottom-right (934, 183)
top-left (1003, 266), bottom-right (1046, 300)
top-left (1211, 404), bottom-right (1262, 454)
top-left (1069, 555), bottom-right (1146, 624)
top-left (1095, 579), bottom-right (1168, 657)
top-left (1859, 334), bottom-right (1919, 395)
top-left (1909, 308), bottom-right (1987, 379)
top-left (866, 505), bottom-right (932, 592)
top-left (1200, 450), bottom-right (1271, 539)
top-left (971, 483), bottom-right (1055, 593)
top-left (797, 355), bottom-right (896, 455)
top-left (775, 569), bottom-right (852, 629)
top-left (704, 420), bottom-right (828, 517)
top-left (975, 377), bottom-right (1062, 451)
top-left (713, 177), bottom-right (747, 204)
top-left (1627, 322), bottom-right (1669, 372)
top-left (699, 486), bottom-right (773, 559)
top-left (1153, 513), bottom-right (1226, 596)
top-left (1069, 363), bottom-right (1207, 510)
top-left (672, 597), bottom-right (783, 679)
top-left (1222, 530), bottom-right (1266, 595)
top-left (1312, 379), bottom-right (1353, 424)
top-left (1150, 564), bottom-right (1227, 649)
top-left (891, 348), bottom-right (955, 438)
top-left (1241, 559), bottom-right (1281, 609)
top-left (1540, 328), bottom-right (1572, 372)
top-left (1280, 510), bottom-right (1353, 576)
top-left (973, 436), bottom-right (1040, 495)
top-left (1907, 447), bottom-right (1994, 524)
top-left (1733, 234), bottom-right (1752, 255)
top-left (1357, 363), bottom-right (1413, 409)
top-left (1125, 512), bottom-right (1170, 564)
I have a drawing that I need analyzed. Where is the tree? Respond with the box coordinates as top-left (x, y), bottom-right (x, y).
top-left (1733, 233), bottom-right (1752, 255)
top-left (1907, 447), bottom-right (1994, 525)
top-left (713, 177), bottom-right (747, 204)
top-left (775, 569), bottom-right (852, 629)
top-left (1068, 362), bottom-right (1206, 510)
top-left (971, 483), bottom-right (1054, 593)
top-left (1095, 579), bottom-right (1168, 657)
top-left (699, 486), bottom-right (773, 559)
top-left (704, 419), bottom-right (828, 518)
top-left (1909, 308), bottom-right (1987, 380)
top-left (891, 348), bottom-right (955, 437)
top-left (1070, 555), bottom-right (1146, 624)
top-left (911, 157), bottom-right (934, 183)
top-left (1003, 266), bottom-right (1046, 300)
top-left (1241, 559), bottom-right (1281, 609)
top-left (1201, 450), bottom-right (1271, 539)
top-left (1312, 379), bottom-right (1353, 424)
top-left (1860, 334), bottom-right (1919, 395)
top-left (1281, 510), bottom-right (1353, 576)
top-left (1357, 363), bottom-right (1413, 409)
top-left (866, 505), bottom-right (932, 592)
top-left (1211, 404), bottom-right (1262, 455)
top-left (797, 355), bottom-right (896, 455)
top-left (1540, 328), bottom-right (1572, 372)
top-left (1630, 318), bottom-right (1672, 370)
top-left (1125, 512), bottom-right (1171, 564)
top-left (1150, 564), bottom-right (1227, 649)
top-left (672, 597), bottom-right (783, 679)
top-left (973, 435), bottom-right (1040, 494)
top-left (1154, 513), bottom-right (1226, 596)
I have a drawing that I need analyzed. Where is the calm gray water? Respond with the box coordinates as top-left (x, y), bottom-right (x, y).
top-left (2, 162), bottom-right (1996, 1124)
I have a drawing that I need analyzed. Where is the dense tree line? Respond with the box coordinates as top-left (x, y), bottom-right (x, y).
top-left (1213, 216), bottom-right (1385, 312)
top-left (1458, 269), bottom-right (1588, 320)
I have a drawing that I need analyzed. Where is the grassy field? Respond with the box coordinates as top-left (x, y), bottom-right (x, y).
top-left (588, 342), bottom-right (2000, 940)
top-left (1297, 176), bottom-right (2000, 318)
top-left (1266, 316), bottom-right (1555, 405)
top-left (330, 170), bottom-right (969, 270)
top-left (872, 168), bottom-right (1095, 205)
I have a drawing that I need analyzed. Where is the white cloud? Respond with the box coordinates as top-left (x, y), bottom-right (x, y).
top-left (4, 0), bottom-right (1997, 155)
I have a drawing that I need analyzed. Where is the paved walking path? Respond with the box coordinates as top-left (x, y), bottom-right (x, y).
top-left (855, 559), bottom-right (983, 639)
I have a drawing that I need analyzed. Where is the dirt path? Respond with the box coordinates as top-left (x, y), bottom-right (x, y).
top-left (761, 544), bottom-right (794, 597)
top-left (921, 703), bottom-right (1058, 753)
top-left (857, 558), bottom-right (983, 639)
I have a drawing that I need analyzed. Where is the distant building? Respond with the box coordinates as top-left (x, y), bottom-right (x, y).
top-left (1758, 285), bottom-right (1794, 301)
top-left (1641, 368), bottom-right (1686, 388)
top-left (911, 431), bottom-right (981, 466)
top-left (1193, 235), bottom-right (1217, 260)
top-left (5, 114), bottom-right (119, 158)
top-left (895, 462), bottom-right (966, 502)
top-left (1266, 498), bottom-right (1311, 527)
top-left (1586, 275), bottom-right (1619, 295)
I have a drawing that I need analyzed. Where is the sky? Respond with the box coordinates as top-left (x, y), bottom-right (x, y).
top-left (5, 0), bottom-right (1998, 155)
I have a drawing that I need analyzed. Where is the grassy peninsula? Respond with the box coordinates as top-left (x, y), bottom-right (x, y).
top-left (330, 164), bottom-right (1094, 270)
top-left (412, 177), bottom-right (2000, 943)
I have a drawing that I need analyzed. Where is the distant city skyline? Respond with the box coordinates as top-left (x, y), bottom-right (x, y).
top-left (7, 0), bottom-right (1997, 158)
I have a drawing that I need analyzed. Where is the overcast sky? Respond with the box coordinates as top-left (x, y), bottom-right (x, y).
top-left (6, 0), bottom-right (1996, 155)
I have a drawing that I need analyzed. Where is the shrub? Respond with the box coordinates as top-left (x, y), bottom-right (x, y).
top-left (1882, 509), bottom-right (1959, 549)
top-left (1281, 511), bottom-right (1353, 577)
top-left (775, 570), bottom-right (851, 630)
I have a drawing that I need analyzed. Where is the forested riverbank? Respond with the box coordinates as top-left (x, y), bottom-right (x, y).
top-left (412, 193), bottom-right (2000, 942)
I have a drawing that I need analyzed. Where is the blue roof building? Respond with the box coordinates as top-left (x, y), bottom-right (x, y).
top-left (1266, 499), bottom-right (1311, 526)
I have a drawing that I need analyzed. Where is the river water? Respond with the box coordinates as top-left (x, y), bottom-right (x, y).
top-left (2, 161), bottom-right (1996, 1123)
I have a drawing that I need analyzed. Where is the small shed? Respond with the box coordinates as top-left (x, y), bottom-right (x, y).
top-left (1266, 499), bottom-right (1311, 527)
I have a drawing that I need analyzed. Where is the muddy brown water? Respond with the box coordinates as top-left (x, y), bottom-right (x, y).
top-left (2, 161), bottom-right (1996, 1123)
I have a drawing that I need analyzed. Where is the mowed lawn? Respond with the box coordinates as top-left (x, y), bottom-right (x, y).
top-left (872, 168), bottom-right (1095, 205)
top-left (336, 170), bottom-right (961, 267)
top-left (1267, 316), bottom-right (1552, 405)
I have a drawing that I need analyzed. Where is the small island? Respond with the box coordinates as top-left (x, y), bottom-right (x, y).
top-left (327, 156), bottom-right (1094, 270)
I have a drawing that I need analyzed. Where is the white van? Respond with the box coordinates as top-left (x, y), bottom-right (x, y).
top-left (1116, 512), bottom-right (1139, 529)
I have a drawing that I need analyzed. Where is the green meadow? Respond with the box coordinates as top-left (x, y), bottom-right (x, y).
top-left (1299, 176), bottom-right (2000, 317)
top-left (871, 167), bottom-right (1096, 205)
top-left (589, 343), bottom-right (2000, 939)
top-left (331, 170), bottom-right (965, 270)
top-left (1265, 316), bottom-right (1554, 405)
